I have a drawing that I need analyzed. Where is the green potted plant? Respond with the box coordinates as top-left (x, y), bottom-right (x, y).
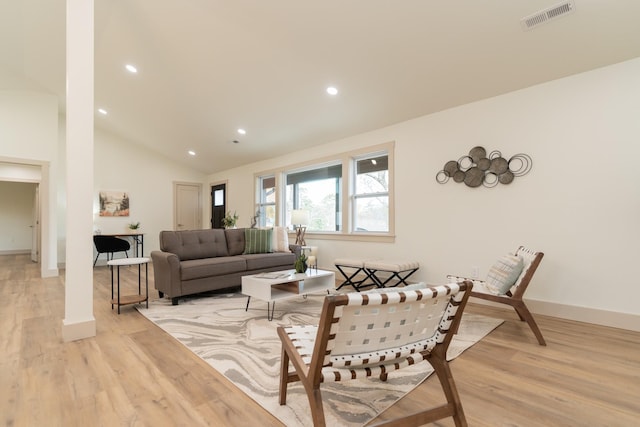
top-left (294, 252), bottom-right (308, 274)
top-left (128, 221), bottom-right (141, 232)
top-left (222, 211), bottom-right (239, 229)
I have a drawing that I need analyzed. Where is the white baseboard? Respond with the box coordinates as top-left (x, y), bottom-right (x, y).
top-left (0, 249), bottom-right (30, 255)
top-left (62, 317), bottom-right (96, 342)
top-left (42, 267), bottom-right (59, 277)
top-left (454, 297), bottom-right (639, 332)
top-left (525, 298), bottom-right (640, 332)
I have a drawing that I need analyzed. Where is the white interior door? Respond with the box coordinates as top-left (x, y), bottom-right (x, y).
top-left (174, 182), bottom-right (202, 230)
top-left (31, 184), bottom-right (40, 262)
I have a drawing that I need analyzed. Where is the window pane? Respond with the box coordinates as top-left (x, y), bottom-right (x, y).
top-left (214, 189), bottom-right (224, 206)
top-left (261, 177), bottom-right (275, 204)
top-left (258, 175), bottom-right (276, 227)
top-left (356, 156), bottom-right (388, 194)
top-left (285, 164), bottom-right (342, 232)
top-left (261, 205), bottom-right (275, 227)
top-left (354, 154), bottom-right (389, 232)
top-left (354, 195), bottom-right (388, 232)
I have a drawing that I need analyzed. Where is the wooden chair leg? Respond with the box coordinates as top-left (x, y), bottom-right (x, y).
top-left (513, 301), bottom-right (546, 346)
top-left (279, 347), bottom-right (290, 405)
top-left (430, 353), bottom-right (467, 427)
top-left (304, 385), bottom-right (326, 427)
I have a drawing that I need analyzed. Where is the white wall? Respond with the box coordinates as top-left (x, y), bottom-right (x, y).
top-left (0, 90), bottom-right (206, 269)
top-left (0, 90), bottom-right (59, 276)
top-left (55, 124), bottom-right (207, 264)
top-left (207, 57), bottom-right (640, 330)
top-left (0, 181), bottom-right (36, 252)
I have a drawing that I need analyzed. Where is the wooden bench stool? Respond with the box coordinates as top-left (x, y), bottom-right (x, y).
top-left (364, 259), bottom-right (420, 288)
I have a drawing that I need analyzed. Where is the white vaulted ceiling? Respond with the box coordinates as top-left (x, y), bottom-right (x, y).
top-left (2, 0), bottom-right (640, 173)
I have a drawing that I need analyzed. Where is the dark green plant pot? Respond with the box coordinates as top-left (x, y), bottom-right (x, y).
top-left (294, 258), bottom-right (308, 274)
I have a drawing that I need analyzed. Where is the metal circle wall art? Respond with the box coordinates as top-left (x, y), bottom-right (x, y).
top-left (436, 146), bottom-right (532, 188)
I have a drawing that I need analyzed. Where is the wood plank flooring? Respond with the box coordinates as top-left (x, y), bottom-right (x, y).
top-left (1, 254), bottom-right (639, 426)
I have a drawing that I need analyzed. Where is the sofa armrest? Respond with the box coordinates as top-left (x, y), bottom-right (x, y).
top-left (289, 244), bottom-right (302, 259)
top-left (151, 250), bottom-right (182, 298)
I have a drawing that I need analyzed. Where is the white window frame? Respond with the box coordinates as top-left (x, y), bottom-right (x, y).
top-left (351, 151), bottom-right (390, 233)
top-left (256, 174), bottom-right (276, 228)
top-left (254, 141), bottom-right (394, 242)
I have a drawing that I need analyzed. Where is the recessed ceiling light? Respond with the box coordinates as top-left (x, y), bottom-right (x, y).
top-left (326, 86), bottom-right (338, 95)
top-left (237, 128), bottom-right (246, 135)
top-left (188, 150), bottom-right (196, 156)
top-left (125, 64), bottom-right (138, 73)
top-left (98, 108), bottom-right (108, 115)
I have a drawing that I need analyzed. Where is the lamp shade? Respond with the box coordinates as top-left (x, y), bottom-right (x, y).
top-left (291, 209), bottom-right (310, 226)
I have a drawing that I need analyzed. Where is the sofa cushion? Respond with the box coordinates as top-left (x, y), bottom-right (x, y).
top-left (225, 228), bottom-right (246, 256)
top-left (271, 226), bottom-right (291, 253)
top-left (242, 252), bottom-right (295, 271)
top-left (180, 256), bottom-right (247, 281)
top-left (243, 228), bottom-right (273, 254)
top-left (160, 229), bottom-right (228, 261)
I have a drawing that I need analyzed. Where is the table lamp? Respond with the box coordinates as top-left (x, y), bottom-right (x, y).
top-left (291, 209), bottom-right (310, 246)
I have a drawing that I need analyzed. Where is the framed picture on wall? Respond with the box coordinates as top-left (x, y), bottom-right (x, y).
top-left (99, 191), bottom-right (130, 217)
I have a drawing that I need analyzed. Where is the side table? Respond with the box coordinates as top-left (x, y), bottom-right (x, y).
top-left (108, 257), bottom-right (150, 314)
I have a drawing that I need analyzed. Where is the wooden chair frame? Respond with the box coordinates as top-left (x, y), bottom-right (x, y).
top-left (277, 282), bottom-right (473, 427)
top-left (448, 246), bottom-right (546, 346)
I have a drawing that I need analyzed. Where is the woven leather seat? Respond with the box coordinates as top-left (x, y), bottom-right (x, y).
top-left (278, 281), bottom-right (473, 427)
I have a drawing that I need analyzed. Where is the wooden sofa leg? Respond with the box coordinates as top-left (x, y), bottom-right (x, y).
top-left (158, 291), bottom-right (164, 298)
top-left (171, 297), bottom-right (179, 306)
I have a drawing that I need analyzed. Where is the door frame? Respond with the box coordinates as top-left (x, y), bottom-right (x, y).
top-left (31, 183), bottom-right (40, 262)
top-left (210, 180), bottom-right (228, 229)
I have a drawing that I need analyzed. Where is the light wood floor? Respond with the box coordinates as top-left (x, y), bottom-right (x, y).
top-left (2, 254), bottom-right (639, 426)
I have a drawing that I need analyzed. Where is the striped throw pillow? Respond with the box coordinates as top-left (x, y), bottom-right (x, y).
top-left (243, 228), bottom-right (273, 254)
top-left (486, 254), bottom-right (524, 294)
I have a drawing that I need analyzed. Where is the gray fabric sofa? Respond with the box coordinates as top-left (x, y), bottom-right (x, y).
top-left (151, 228), bottom-right (299, 305)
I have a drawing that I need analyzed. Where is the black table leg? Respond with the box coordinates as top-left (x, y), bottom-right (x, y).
top-left (117, 265), bottom-right (121, 314)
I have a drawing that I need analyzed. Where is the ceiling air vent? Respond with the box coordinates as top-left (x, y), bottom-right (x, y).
top-left (521, 1), bottom-right (575, 31)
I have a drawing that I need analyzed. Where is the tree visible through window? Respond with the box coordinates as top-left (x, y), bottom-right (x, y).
top-left (285, 164), bottom-right (342, 232)
top-left (353, 154), bottom-right (389, 232)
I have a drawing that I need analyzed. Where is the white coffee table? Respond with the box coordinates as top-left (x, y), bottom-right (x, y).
top-left (241, 269), bottom-right (335, 320)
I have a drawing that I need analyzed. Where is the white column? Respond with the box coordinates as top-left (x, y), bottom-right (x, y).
top-left (62, 0), bottom-right (96, 341)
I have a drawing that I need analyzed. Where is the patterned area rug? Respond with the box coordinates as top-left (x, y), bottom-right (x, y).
top-left (138, 291), bottom-right (502, 427)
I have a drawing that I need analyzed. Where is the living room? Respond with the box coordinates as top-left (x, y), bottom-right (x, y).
top-left (3, 55), bottom-right (639, 330)
top-left (1, 1), bottom-right (640, 425)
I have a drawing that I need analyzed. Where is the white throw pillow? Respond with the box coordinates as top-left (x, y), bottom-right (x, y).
top-left (271, 226), bottom-right (290, 253)
top-left (486, 254), bottom-right (524, 294)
